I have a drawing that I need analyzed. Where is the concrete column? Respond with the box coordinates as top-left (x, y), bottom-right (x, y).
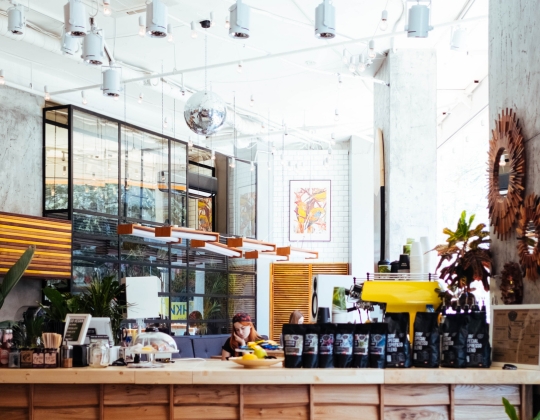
top-left (489, 0), bottom-right (540, 302)
top-left (373, 49), bottom-right (437, 263)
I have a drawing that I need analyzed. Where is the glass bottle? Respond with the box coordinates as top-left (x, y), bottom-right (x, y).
top-left (89, 340), bottom-right (110, 368)
top-left (8, 348), bottom-right (20, 368)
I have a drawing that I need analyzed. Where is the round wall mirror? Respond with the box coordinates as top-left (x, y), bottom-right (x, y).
top-left (517, 194), bottom-right (540, 280)
top-left (488, 109), bottom-right (525, 239)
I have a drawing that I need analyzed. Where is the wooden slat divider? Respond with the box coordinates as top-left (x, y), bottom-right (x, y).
top-left (379, 384), bottom-right (384, 420)
top-left (29, 384), bottom-right (34, 420)
top-left (169, 385), bottom-right (174, 420)
top-left (0, 212), bottom-right (72, 279)
top-left (100, 385), bottom-right (104, 420)
top-left (239, 384), bottom-right (244, 420)
top-left (450, 384), bottom-right (455, 420)
top-left (309, 385), bottom-right (314, 420)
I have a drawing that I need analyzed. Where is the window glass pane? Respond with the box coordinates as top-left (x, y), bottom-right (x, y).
top-left (45, 123), bottom-right (69, 211)
top-left (120, 237), bottom-right (169, 264)
top-left (45, 108), bottom-right (69, 125)
top-left (189, 322), bottom-right (228, 335)
top-left (72, 261), bottom-right (119, 293)
top-left (229, 273), bottom-right (256, 297)
top-left (171, 269), bottom-right (193, 293)
top-left (120, 126), bottom-right (169, 223)
top-left (170, 140), bottom-right (187, 226)
top-left (228, 159), bottom-right (256, 237)
top-left (73, 212), bottom-right (118, 237)
top-left (228, 298), bottom-right (256, 319)
top-left (72, 110), bottom-right (119, 215)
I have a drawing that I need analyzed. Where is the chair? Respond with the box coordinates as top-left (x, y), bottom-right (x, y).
top-left (192, 335), bottom-right (230, 359)
top-left (172, 336), bottom-right (195, 359)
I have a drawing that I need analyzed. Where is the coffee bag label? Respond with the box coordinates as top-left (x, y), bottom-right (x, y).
top-left (284, 334), bottom-right (303, 356)
top-left (370, 333), bottom-right (386, 355)
top-left (335, 333), bottom-right (353, 355)
top-left (319, 333), bottom-right (334, 355)
top-left (354, 333), bottom-right (369, 355)
top-left (303, 333), bottom-right (318, 354)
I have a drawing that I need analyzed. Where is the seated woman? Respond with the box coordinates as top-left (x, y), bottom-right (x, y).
top-left (289, 310), bottom-right (304, 324)
top-left (221, 312), bottom-right (263, 360)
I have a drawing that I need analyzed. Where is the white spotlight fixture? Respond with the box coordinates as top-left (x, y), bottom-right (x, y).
top-left (146, 0), bottom-right (168, 38)
top-left (210, 12), bottom-right (216, 27)
top-left (82, 20), bottom-right (105, 65)
top-left (138, 15), bottom-right (146, 37)
top-left (315, 0), bottom-right (335, 39)
top-left (368, 39), bottom-right (376, 59)
top-left (250, 161), bottom-right (255, 171)
top-left (450, 27), bottom-right (467, 52)
top-left (61, 29), bottom-right (80, 55)
top-left (8, 1), bottom-right (26, 35)
top-left (334, 109), bottom-right (339, 122)
top-left (342, 49), bottom-right (349, 64)
top-left (188, 136), bottom-right (194, 148)
top-left (250, 94), bottom-right (254, 107)
top-left (237, 61), bottom-right (243, 73)
top-left (103, 0), bottom-right (111, 16)
top-left (167, 23), bottom-right (173, 42)
top-left (163, 117), bottom-right (168, 128)
top-left (64, 0), bottom-right (88, 37)
top-left (330, 132), bottom-right (336, 145)
top-left (348, 55), bottom-right (357, 73)
top-left (405, 3), bottom-right (433, 38)
top-left (190, 21), bottom-right (198, 38)
top-left (225, 16), bottom-right (230, 29)
top-left (0, 70), bottom-right (5, 85)
top-left (44, 86), bottom-right (50, 101)
top-left (101, 62), bottom-right (122, 98)
top-left (380, 10), bottom-right (388, 31)
top-left (81, 90), bottom-right (87, 105)
top-left (138, 92), bottom-right (143, 103)
top-left (229, 0), bottom-right (250, 39)
top-left (357, 54), bottom-right (366, 72)
top-left (229, 157), bottom-right (236, 168)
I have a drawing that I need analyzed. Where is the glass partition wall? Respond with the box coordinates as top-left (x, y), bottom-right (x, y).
top-left (43, 105), bottom-right (257, 335)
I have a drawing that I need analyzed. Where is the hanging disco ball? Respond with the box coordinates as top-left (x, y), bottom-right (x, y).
top-left (184, 90), bottom-right (227, 135)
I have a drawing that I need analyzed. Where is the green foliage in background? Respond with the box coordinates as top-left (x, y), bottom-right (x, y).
top-left (503, 397), bottom-right (540, 420)
top-left (0, 246), bottom-right (35, 312)
top-left (13, 315), bottom-right (44, 348)
top-left (332, 287), bottom-right (347, 311)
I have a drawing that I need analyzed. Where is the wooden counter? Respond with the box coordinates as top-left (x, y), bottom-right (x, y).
top-left (0, 362), bottom-right (535, 420)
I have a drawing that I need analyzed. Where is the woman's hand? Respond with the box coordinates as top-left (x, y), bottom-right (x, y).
top-left (233, 333), bottom-right (246, 346)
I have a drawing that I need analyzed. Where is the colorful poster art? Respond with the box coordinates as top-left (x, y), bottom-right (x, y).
top-left (289, 180), bottom-right (331, 242)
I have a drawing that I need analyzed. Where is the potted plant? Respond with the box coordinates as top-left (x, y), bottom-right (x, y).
top-left (432, 211), bottom-right (491, 306)
top-left (41, 287), bottom-right (82, 335)
top-left (503, 397), bottom-right (540, 420)
top-left (12, 313), bottom-right (44, 368)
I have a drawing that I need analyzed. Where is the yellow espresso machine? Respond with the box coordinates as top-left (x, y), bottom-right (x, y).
top-left (347, 274), bottom-right (441, 338)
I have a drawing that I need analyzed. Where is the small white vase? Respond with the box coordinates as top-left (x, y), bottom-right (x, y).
top-left (332, 310), bottom-right (349, 324)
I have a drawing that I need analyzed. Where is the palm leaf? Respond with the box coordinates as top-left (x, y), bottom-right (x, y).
top-left (502, 397), bottom-right (519, 420)
top-left (0, 246), bottom-right (35, 310)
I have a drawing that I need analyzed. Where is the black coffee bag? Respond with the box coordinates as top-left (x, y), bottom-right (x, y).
top-left (352, 323), bottom-right (370, 368)
top-left (334, 324), bottom-right (354, 368)
top-left (412, 312), bottom-right (440, 368)
top-left (441, 314), bottom-right (469, 368)
top-left (466, 312), bottom-right (491, 368)
top-left (318, 323), bottom-right (335, 368)
top-left (302, 324), bottom-right (320, 369)
top-left (282, 324), bottom-right (304, 368)
top-left (385, 312), bottom-right (412, 368)
top-left (369, 322), bottom-right (388, 369)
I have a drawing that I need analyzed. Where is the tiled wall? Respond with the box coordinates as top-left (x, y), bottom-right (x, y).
top-left (272, 149), bottom-right (350, 263)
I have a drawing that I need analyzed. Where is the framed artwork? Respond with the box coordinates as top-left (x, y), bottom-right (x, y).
top-left (289, 180), bottom-right (331, 242)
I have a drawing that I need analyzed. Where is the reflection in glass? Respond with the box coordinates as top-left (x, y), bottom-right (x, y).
top-left (45, 123), bottom-right (69, 211)
top-left (525, 220), bottom-right (538, 254)
top-left (229, 159), bottom-right (256, 237)
top-left (498, 148), bottom-right (511, 195)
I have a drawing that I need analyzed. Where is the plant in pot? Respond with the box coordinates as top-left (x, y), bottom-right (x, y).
top-left (12, 313), bottom-right (45, 368)
top-left (432, 211), bottom-right (491, 308)
top-left (503, 397), bottom-right (540, 420)
top-left (40, 287), bottom-right (83, 334)
top-left (332, 287), bottom-right (348, 323)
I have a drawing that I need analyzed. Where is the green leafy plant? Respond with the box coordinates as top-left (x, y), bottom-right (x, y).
top-left (13, 315), bottom-right (44, 348)
top-left (332, 287), bottom-right (347, 311)
top-left (0, 246), bottom-right (35, 312)
top-left (40, 287), bottom-right (82, 322)
top-left (503, 397), bottom-right (540, 420)
top-left (432, 211), bottom-right (491, 292)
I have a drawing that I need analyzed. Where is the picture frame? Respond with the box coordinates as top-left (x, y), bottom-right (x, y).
top-left (63, 314), bottom-right (92, 345)
top-left (289, 180), bottom-right (331, 242)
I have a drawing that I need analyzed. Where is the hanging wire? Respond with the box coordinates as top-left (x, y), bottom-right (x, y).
top-left (204, 31), bottom-right (208, 92)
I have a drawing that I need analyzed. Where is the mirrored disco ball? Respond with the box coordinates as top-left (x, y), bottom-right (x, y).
top-left (184, 90), bottom-right (227, 135)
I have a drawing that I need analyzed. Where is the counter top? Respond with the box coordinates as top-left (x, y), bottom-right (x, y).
top-left (0, 361), bottom-right (539, 385)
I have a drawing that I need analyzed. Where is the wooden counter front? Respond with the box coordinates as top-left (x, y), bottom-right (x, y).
top-left (0, 362), bottom-right (534, 420)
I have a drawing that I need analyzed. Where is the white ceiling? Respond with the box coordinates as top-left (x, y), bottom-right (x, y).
top-left (0, 0), bottom-right (488, 154)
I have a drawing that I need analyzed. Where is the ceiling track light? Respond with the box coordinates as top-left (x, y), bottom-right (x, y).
top-left (229, 0), bottom-right (250, 39)
top-left (357, 54), bottom-right (366, 72)
top-left (405, 2), bottom-right (433, 38)
top-left (0, 70), bottom-right (5, 85)
top-left (188, 136), bottom-right (194, 148)
top-left (190, 21), bottom-right (198, 38)
top-left (250, 161), bottom-right (255, 171)
top-left (44, 86), bottom-right (50, 101)
top-left (450, 27), bottom-right (467, 51)
top-left (348, 55), bottom-right (357, 73)
top-left (8, 1), bottom-right (26, 35)
top-left (230, 157), bottom-right (236, 168)
top-left (167, 23), bottom-right (173, 42)
top-left (210, 12), bottom-right (216, 27)
top-left (330, 132), bottom-right (336, 145)
top-left (368, 39), bottom-right (376, 59)
top-left (146, 0), bottom-right (168, 38)
top-left (380, 10), bottom-right (388, 31)
top-left (103, 0), bottom-right (111, 16)
top-left (64, 0), bottom-right (88, 37)
top-left (225, 15), bottom-right (230, 29)
top-left (61, 29), bottom-right (80, 55)
top-left (315, 0), bottom-right (335, 39)
top-left (138, 15), bottom-right (145, 37)
top-left (81, 90), bottom-right (87, 105)
top-left (101, 62), bottom-right (122, 98)
top-left (82, 19), bottom-right (105, 66)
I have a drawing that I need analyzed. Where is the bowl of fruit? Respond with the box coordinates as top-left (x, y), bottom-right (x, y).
top-left (230, 342), bottom-right (284, 368)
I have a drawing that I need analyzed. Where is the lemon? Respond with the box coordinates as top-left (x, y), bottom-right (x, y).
top-left (242, 353), bottom-right (258, 361)
top-left (254, 347), bottom-right (267, 359)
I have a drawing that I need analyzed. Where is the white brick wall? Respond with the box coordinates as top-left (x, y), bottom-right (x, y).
top-left (272, 149), bottom-right (350, 263)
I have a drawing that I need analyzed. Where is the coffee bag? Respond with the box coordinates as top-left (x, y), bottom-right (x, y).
top-left (282, 324), bottom-right (304, 368)
top-left (334, 324), bottom-right (354, 368)
top-left (318, 323), bottom-right (335, 368)
top-left (441, 314), bottom-right (469, 368)
top-left (302, 324), bottom-right (319, 369)
top-left (412, 312), bottom-right (440, 368)
top-left (385, 312), bottom-right (412, 368)
top-left (466, 312), bottom-right (491, 368)
top-left (352, 323), bottom-right (370, 368)
top-left (369, 323), bottom-right (388, 369)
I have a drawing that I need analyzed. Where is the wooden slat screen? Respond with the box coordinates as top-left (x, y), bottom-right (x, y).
top-left (0, 211), bottom-right (72, 279)
top-left (269, 262), bottom-right (349, 341)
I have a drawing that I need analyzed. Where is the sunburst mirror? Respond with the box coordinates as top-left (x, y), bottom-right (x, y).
top-left (517, 194), bottom-right (540, 281)
top-left (488, 109), bottom-right (525, 239)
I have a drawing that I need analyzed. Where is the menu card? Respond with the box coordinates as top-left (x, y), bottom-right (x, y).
top-left (492, 308), bottom-right (540, 365)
